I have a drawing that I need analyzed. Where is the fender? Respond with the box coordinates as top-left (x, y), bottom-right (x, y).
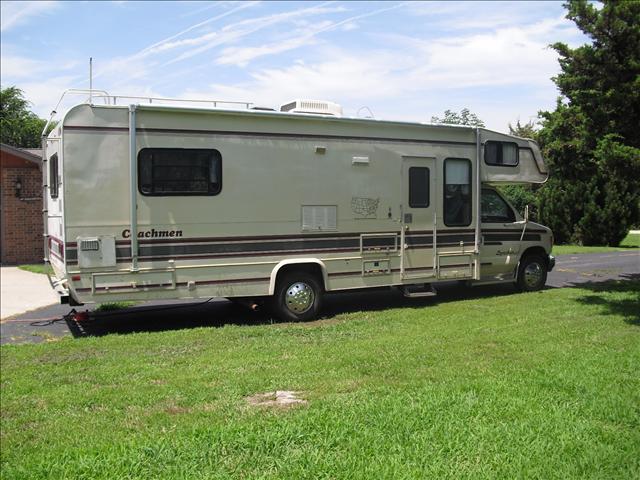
top-left (268, 258), bottom-right (329, 295)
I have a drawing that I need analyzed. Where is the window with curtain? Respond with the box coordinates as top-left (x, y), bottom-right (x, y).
top-left (138, 148), bottom-right (222, 196)
top-left (484, 141), bottom-right (519, 166)
top-left (444, 158), bottom-right (472, 226)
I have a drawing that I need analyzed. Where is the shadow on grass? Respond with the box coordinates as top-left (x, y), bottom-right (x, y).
top-left (64, 275), bottom-right (640, 338)
top-left (65, 282), bottom-right (520, 338)
top-left (566, 273), bottom-right (640, 326)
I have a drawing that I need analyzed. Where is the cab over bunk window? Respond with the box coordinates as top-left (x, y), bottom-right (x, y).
top-left (49, 153), bottom-right (59, 199)
top-left (444, 158), bottom-right (472, 226)
top-left (484, 141), bottom-right (519, 166)
top-left (138, 148), bottom-right (222, 196)
top-left (409, 167), bottom-right (430, 208)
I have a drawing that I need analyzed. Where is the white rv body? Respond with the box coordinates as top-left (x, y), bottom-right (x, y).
top-left (43, 97), bottom-right (553, 319)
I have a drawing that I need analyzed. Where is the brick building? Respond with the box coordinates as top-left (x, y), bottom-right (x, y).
top-left (0, 143), bottom-right (44, 264)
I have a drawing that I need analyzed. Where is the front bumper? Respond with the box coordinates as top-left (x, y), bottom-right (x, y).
top-left (547, 255), bottom-right (556, 272)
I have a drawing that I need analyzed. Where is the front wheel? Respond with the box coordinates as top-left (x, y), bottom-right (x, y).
top-left (516, 254), bottom-right (548, 292)
top-left (272, 272), bottom-right (323, 322)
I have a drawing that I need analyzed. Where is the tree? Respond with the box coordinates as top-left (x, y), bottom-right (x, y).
top-left (508, 119), bottom-right (537, 139)
top-left (501, 120), bottom-right (541, 218)
top-left (431, 108), bottom-right (485, 127)
top-left (0, 86), bottom-right (47, 148)
top-left (537, 0), bottom-right (640, 245)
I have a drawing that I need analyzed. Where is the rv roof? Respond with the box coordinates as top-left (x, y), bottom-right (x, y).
top-left (66, 101), bottom-right (482, 134)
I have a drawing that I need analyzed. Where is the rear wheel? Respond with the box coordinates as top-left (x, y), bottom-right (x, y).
top-left (272, 272), bottom-right (323, 322)
top-left (516, 254), bottom-right (548, 292)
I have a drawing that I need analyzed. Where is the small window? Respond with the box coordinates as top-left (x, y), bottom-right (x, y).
top-left (409, 167), bottom-right (430, 208)
top-left (481, 189), bottom-right (515, 223)
top-left (138, 148), bottom-right (222, 196)
top-left (49, 153), bottom-right (59, 199)
top-left (444, 158), bottom-right (472, 227)
top-left (484, 141), bottom-right (519, 166)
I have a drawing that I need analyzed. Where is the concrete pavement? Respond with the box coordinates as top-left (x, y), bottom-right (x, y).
top-left (0, 267), bottom-right (59, 320)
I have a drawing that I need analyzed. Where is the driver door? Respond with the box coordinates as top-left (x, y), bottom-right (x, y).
top-left (479, 188), bottom-right (520, 281)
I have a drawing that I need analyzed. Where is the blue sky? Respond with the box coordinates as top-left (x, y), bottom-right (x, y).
top-left (1, 1), bottom-right (586, 131)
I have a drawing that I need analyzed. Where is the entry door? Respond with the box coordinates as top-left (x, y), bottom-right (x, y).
top-left (401, 157), bottom-right (437, 279)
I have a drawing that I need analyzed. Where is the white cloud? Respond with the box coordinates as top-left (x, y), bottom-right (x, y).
top-left (214, 2), bottom-right (407, 67)
top-left (341, 22), bottom-right (358, 32)
top-left (165, 2), bottom-right (347, 65)
top-left (0, 1), bottom-right (58, 32)
top-left (180, 14), bottom-right (576, 130)
top-left (406, 17), bottom-right (568, 89)
top-left (140, 1), bottom-right (260, 56)
top-left (1, 54), bottom-right (48, 78)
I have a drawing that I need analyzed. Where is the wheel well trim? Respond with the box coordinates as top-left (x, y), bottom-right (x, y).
top-left (268, 258), bottom-right (328, 295)
top-left (516, 246), bottom-right (550, 277)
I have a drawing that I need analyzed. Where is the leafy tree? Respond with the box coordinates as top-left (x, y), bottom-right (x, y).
top-left (431, 108), bottom-right (485, 127)
top-left (1, 86), bottom-right (47, 148)
top-left (508, 120), bottom-right (537, 139)
top-left (537, 0), bottom-right (640, 245)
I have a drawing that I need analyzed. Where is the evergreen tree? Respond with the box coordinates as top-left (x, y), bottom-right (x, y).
top-left (537, 0), bottom-right (640, 245)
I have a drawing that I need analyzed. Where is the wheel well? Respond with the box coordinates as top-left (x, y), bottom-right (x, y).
top-left (274, 263), bottom-right (326, 292)
top-left (520, 246), bottom-right (549, 266)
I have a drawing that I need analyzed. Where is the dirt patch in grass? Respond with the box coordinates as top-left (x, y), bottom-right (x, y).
top-left (245, 391), bottom-right (307, 409)
top-left (164, 405), bottom-right (192, 415)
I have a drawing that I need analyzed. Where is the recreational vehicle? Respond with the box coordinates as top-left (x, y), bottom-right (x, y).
top-left (43, 92), bottom-right (554, 321)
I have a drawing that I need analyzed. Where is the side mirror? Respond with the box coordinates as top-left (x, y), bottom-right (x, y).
top-left (524, 204), bottom-right (530, 223)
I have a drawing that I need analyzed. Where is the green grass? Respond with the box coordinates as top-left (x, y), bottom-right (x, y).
top-left (17, 263), bottom-right (53, 275)
top-left (2, 281), bottom-right (639, 479)
top-left (94, 301), bottom-right (138, 312)
top-left (553, 232), bottom-right (640, 255)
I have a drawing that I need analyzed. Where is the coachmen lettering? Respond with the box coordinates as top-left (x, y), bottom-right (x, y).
top-left (122, 229), bottom-right (183, 239)
top-left (42, 92), bottom-right (555, 321)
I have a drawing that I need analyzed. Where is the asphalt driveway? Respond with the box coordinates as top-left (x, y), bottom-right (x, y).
top-left (1, 251), bottom-right (638, 345)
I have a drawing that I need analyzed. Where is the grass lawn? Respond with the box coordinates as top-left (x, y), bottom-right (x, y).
top-left (1, 281), bottom-right (639, 479)
top-left (17, 263), bottom-right (53, 276)
top-left (553, 232), bottom-right (640, 255)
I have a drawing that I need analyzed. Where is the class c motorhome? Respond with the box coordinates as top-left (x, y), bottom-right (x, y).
top-left (43, 92), bottom-right (554, 321)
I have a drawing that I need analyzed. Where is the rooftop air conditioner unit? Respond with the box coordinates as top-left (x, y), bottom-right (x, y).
top-left (280, 99), bottom-right (343, 117)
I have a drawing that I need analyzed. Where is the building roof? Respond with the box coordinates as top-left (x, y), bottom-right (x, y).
top-left (0, 143), bottom-right (42, 165)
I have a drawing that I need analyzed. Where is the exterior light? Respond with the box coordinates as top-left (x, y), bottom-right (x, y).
top-left (15, 178), bottom-right (23, 198)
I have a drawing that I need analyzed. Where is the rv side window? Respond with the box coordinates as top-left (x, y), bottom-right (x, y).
top-left (138, 148), bottom-right (222, 196)
top-left (408, 167), bottom-right (430, 208)
top-left (444, 158), bottom-right (472, 227)
top-left (481, 189), bottom-right (515, 223)
top-left (49, 153), bottom-right (59, 199)
top-left (484, 141), bottom-right (519, 166)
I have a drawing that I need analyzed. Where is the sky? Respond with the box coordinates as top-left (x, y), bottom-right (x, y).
top-left (0, 1), bottom-right (587, 131)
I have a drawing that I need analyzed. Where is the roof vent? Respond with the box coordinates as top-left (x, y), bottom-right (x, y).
top-left (280, 99), bottom-right (343, 117)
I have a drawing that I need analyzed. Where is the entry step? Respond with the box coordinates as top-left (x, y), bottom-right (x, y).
top-left (401, 283), bottom-right (437, 298)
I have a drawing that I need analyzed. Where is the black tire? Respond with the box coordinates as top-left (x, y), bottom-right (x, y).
top-left (516, 254), bottom-right (548, 292)
top-left (272, 271), bottom-right (323, 322)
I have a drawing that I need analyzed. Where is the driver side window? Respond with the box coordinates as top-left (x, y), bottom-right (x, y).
top-left (481, 189), bottom-right (515, 223)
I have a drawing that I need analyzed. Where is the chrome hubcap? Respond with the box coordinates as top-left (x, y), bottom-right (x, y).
top-left (285, 282), bottom-right (315, 314)
top-left (524, 262), bottom-right (543, 288)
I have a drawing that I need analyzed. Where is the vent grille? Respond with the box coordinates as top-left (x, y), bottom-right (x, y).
top-left (280, 99), bottom-right (343, 116)
top-left (80, 239), bottom-right (100, 251)
top-left (302, 206), bottom-right (337, 231)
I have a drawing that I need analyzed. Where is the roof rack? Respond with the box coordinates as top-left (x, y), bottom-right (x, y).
top-left (41, 89), bottom-right (253, 137)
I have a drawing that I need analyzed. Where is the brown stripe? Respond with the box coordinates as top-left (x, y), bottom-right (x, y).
top-left (64, 125), bottom-right (476, 147)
